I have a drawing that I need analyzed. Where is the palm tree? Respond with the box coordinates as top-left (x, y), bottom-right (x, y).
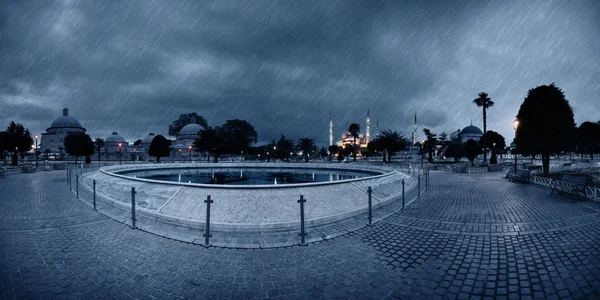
top-left (378, 130), bottom-right (409, 163)
top-left (473, 92), bottom-right (494, 163)
top-left (94, 138), bottom-right (104, 163)
top-left (348, 123), bottom-right (360, 161)
top-left (296, 137), bottom-right (317, 162)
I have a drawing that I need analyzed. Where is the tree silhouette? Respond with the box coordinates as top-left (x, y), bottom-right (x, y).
top-left (445, 143), bottom-right (465, 162)
top-left (422, 128), bottom-right (438, 163)
top-left (148, 135), bottom-right (170, 163)
top-left (348, 123), bottom-right (360, 161)
top-left (577, 122), bottom-right (600, 160)
top-left (473, 92), bottom-right (494, 163)
top-left (328, 145), bottom-right (339, 161)
top-left (478, 131), bottom-right (506, 164)
top-left (464, 139), bottom-right (481, 167)
top-left (276, 135), bottom-right (295, 162)
top-left (168, 113), bottom-right (208, 137)
top-left (5, 122), bottom-right (34, 166)
top-left (296, 138), bottom-right (317, 162)
top-left (220, 119), bottom-right (258, 154)
top-left (194, 127), bottom-right (222, 162)
top-left (94, 138), bottom-right (104, 163)
top-left (377, 130), bottom-right (409, 163)
top-left (515, 83), bottom-right (576, 175)
top-left (64, 134), bottom-right (94, 164)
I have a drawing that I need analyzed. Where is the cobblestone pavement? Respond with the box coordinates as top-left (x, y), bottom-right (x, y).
top-left (1, 170), bottom-right (600, 299)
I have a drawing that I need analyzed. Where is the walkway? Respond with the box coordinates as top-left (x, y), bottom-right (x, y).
top-left (1, 170), bottom-right (599, 299)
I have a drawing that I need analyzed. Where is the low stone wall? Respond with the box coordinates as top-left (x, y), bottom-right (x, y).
top-left (80, 163), bottom-right (415, 232)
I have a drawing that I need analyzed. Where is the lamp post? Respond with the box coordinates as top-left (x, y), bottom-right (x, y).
top-left (189, 145), bottom-right (192, 163)
top-left (34, 133), bottom-right (39, 167)
top-left (492, 142), bottom-right (496, 161)
top-left (513, 119), bottom-right (519, 173)
top-left (118, 143), bottom-right (122, 165)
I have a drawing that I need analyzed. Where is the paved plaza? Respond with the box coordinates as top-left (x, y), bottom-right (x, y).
top-left (1, 170), bottom-right (600, 299)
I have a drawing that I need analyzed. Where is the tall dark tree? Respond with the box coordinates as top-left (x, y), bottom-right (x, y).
top-left (515, 83), bottom-right (576, 175)
top-left (478, 131), bottom-right (506, 164)
top-left (464, 139), bottom-right (481, 167)
top-left (148, 135), bottom-right (170, 163)
top-left (220, 119), bottom-right (258, 154)
top-left (133, 139), bottom-right (143, 147)
top-left (422, 128), bottom-right (438, 163)
top-left (577, 122), bottom-right (600, 159)
top-left (367, 137), bottom-right (385, 162)
top-left (5, 122), bottom-right (34, 166)
top-left (318, 147), bottom-right (328, 160)
top-left (328, 145), bottom-right (339, 161)
top-left (194, 127), bottom-right (223, 162)
top-left (296, 138), bottom-right (317, 162)
top-left (378, 130), bottom-right (409, 163)
top-left (0, 131), bottom-right (8, 161)
top-left (94, 138), bottom-right (105, 163)
top-left (473, 92), bottom-right (494, 163)
top-left (168, 113), bottom-right (208, 137)
top-left (276, 135), bottom-right (295, 162)
top-left (348, 123), bottom-right (360, 161)
top-left (64, 134), bottom-right (94, 164)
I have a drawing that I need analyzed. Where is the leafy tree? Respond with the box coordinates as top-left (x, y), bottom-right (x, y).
top-left (367, 137), bottom-right (385, 162)
top-left (445, 143), bottom-right (465, 162)
top-left (0, 131), bottom-right (7, 161)
top-left (194, 127), bottom-right (224, 162)
top-left (348, 123), bottom-right (360, 161)
top-left (220, 119), bottom-right (258, 154)
top-left (148, 135), bottom-right (170, 162)
top-left (94, 138), bottom-right (105, 163)
top-left (168, 113), bottom-right (208, 137)
top-left (473, 92), bottom-right (494, 162)
top-left (422, 128), bottom-right (438, 163)
top-left (328, 145), bottom-right (339, 161)
top-left (296, 138), bottom-right (317, 162)
top-left (318, 147), bottom-right (328, 160)
top-left (577, 121), bottom-right (600, 159)
top-left (464, 139), bottom-right (481, 167)
top-left (276, 135), bottom-right (295, 162)
top-left (64, 134), bottom-right (94, 164)
top-left (5, 122), bottom-right (34, 166)
top-left (378, 130), bottom-right (409, 163)
top-left (439, 132), bottom-right (449, 145)
top-left (478, 131), bottom-right (506, 164)
top-left (133, 139), bottom-right (143, 147)
top-left (515, 83), bottom-right (576, 175)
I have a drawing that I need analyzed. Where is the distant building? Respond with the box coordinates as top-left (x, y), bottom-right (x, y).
top-left (41, 108), bottom-right (86, 153)
top-left (332, 110), bottom-right (371, 150)
top-left (104, 132), bottom-right (128, 153)
top-left (457, 124), bottom-right (483, 143)
top-left (139, 132), bottom-right (156, 152)
top-left (174, 117), bottom-right (204, 149)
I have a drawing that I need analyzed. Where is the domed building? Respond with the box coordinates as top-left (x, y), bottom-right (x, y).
top-left (139, 132), bottom-right (156, 152)
top-left (458, 124), bottom-right (483, 143)
top-left (104, 132), bottom-right (128, 153)
top-left (176, 117), bottom-right (204, 148)
top-left (41, 108), bottom-right (86, 153)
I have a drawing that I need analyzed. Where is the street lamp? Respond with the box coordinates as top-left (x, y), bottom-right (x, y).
top-left (118, 143), bottom-right (122, 165)
top-left (513, 119), bottom-right (519, 173)
top-left (189, 145), bottom-right (192, 163)
top-left (34, 133), bottom-right (39, 167)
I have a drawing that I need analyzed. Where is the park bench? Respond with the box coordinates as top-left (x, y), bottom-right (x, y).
top-left (507, 169), bottom-right (532, 182)
top-left (550, 174), bottom-right (588, 197)
top-left (22, 165), bottom-right (36, 173)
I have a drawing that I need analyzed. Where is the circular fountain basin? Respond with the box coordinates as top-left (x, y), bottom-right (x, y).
top-left (79, 163), bottom-right (416, 231)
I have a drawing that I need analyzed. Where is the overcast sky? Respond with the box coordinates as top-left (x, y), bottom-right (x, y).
top-left (1, 0), bottom-right (599, 146)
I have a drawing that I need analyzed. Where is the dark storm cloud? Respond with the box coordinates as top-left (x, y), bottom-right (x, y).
top-left (1, 0), bottom-right (599, 145)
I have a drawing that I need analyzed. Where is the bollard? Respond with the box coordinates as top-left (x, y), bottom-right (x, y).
top-left (418, 175), bottom-right (421, 199)
top-left (131, 187), bottom-right (137, 229)
top-left (402, 179), bottom-right (405, 209)
top-left (204, 195), bottom-right (213, 246)
top-left (93, 180), bottom-right (97, 211)
top-left (76, 174), bottom-right (79, 199)
top-left (298, 195), bottom-right (307, 245)
top-left (367, 187), bottom-right (372, 225)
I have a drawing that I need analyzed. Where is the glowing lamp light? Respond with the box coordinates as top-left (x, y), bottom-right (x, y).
top-left (513, 119), bottom-right (519, 130)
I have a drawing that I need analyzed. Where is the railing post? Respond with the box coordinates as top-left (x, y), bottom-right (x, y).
top-left (76, 174), bottom-right (79, 199)
top-left (298, 195), bottom-right (307, 245)
top-left (367, 187), bottom-right (372, 225)
top-left (418, 175), bottom-right (421, 199)
top-left (131, 187), bottom-right (137, 229)
top-left (402, 179), bottom-right (405, 209)
top-left (69, 169), bottom-right (72, 190)
top-left (203, 195), bottom-right (213, 246)
top-left (92, 180), bottom-right (97, 211)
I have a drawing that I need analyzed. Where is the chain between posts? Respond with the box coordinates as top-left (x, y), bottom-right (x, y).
top-left (298, 195), bottom-right (306, 245)
top-left (92, 180), bottom-right (97, 211)
top-left (131, 187), bottom-right (137, 229)
top-left (204, 195), bottom-right (213, 246)
top-left (76, 174), bottom-right (79, 199)
top-left (402, 179), bottom-right (405, 209)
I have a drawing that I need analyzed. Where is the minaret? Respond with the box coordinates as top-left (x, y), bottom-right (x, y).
top-left (366, 109), bottom-right (371, 144)
top-left (376, 119), bottom-right (379, 137)
top-left (412, 113), bottom-right (417, 145)
top-left (329, 112), bottom-right (333, 146)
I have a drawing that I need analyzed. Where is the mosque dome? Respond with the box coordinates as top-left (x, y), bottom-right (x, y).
top-left (105, 132), bottom-right (126, 143)
top-left (179, 117), bottom-right (204, 136)
top-left (49, 108), bottom-right (84, 129)
top-left (459, 125), bottom-right (483, 136)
